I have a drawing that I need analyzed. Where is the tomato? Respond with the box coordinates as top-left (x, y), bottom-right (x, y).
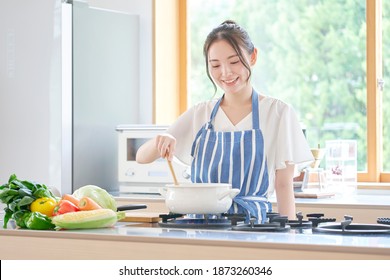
top-left (52, 200), bottom-right (80, 216)
top-left (30, 197), bottom-right (57, 217)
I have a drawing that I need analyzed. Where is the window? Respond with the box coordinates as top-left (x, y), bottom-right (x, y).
top-left (185, 0), bottom-right (388, 184)
top-left (383, 0), bottom-right (390, 172)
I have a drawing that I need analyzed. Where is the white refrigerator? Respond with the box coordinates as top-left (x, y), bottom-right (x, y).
top-left (0, 0), bottom-right (152, 195)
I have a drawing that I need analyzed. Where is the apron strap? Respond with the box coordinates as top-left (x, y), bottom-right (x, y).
top-left (207, 97), bottom-right (223, 130)
top-left (251, 89), bottom-right (260, 130)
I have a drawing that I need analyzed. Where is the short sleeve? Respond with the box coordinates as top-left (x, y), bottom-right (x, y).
top-left (167, 101), bottom-right (213, 166)
top-left (166, 107), bottom-right (196, 166)
top-left (274, 104), bottom-right (314, 174)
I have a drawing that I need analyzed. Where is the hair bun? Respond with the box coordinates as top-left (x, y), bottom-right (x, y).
top-left (221, 20), bottom-right (237, 26)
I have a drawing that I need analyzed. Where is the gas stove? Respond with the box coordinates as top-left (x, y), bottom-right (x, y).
top-left (159, 213), bottom-right (237, 230)
top-left (314, 215), bottom-right (390, 235)
top-left (158, 212), bottom-right (390, 235)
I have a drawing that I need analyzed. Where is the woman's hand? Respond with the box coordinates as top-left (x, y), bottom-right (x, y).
top-left (155, 133), bottom-right (176, 161)
top-left (135, 133), bottom-right (177, 163)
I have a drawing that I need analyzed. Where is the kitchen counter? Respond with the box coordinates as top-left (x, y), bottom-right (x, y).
top-left (1, 190), bottom-right (390, 260)
top-left (115, 189), bottom-right (390, 223)
top-left (1, 217), bottom-right (390, 260)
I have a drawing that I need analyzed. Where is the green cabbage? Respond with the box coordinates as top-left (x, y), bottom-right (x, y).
top-left (72, 185), bottom-right (117, 211)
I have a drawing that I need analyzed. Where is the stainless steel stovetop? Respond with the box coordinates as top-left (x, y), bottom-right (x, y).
top-left (156, 212), bottom-right (390, 235)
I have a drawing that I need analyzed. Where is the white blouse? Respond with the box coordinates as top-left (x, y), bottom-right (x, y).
top-left (167, 95), bottom-right (314, 194)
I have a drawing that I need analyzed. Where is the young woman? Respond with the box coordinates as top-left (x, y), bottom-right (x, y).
top-left (136, 20), bottom-right (313, 223)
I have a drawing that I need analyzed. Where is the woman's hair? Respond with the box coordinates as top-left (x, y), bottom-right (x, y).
top-left (203, 20), bottom-right (255, 93)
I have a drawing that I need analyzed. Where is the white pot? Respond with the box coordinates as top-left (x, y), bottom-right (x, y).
top-left (159, 183), bottom-right (240, 214)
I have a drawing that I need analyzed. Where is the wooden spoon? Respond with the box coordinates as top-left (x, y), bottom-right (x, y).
top-left (166, 157), bottom-right (179, 186)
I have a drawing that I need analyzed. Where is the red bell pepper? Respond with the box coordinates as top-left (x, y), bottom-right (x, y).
top-left (52, 200), bottom-right (80, 216)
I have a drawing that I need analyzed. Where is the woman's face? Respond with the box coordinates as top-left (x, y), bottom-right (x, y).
top-left (208, 39), bottom-right (255, 95)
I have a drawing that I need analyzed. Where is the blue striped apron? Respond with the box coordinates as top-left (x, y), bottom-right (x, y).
top-left (190, 89), bottom-right (271, 223)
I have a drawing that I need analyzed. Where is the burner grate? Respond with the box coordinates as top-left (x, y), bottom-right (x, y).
top-left (286, 212), bottom-right (312, 228)
top-left (158, 213), bottom-right (232, 229)
top-left (156, 211), bottom-right (342, 232)
top-left (306, 213), bottom-right (336, 227)
top-left (377, 217), bottom-right (390, 225)
top-left (231, 215), bottom-right (291, 232)
top-left (231, 223), bottom-right (291, 232)
top-left (159, 213), bottom-right (184, 223)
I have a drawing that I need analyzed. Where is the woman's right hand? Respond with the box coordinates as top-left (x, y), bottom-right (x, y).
top-left (155, 133), bottom-right (176, 161)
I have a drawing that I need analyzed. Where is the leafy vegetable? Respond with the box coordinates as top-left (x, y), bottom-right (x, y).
top-left (73, 185), bottom-right (117, 211)
top-left (12, 210), bottom-right (31, 228)
top-left (0, 174), bottom-right (57, 228)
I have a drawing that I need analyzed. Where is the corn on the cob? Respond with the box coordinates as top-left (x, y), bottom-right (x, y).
top-left (52, 208), bottom-right (125, 229)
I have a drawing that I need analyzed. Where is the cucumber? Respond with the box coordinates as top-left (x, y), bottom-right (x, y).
top-left (52, 209), bottom-right (125, 229)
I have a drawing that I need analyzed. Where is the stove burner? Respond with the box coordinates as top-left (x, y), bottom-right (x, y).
top-left (158, 218), bottom-right (232, 229)
top-left (158, 213), bottom-right (232, 229)
top-left (159, 213), bottom-right (184, 223)
top-left (156, 212), bottom-right (351, 234)
top-left (313, 215), bottom-right (390, 235)
top-left (286, 212), bottom-right (312, 229)
top-left (232, 215), bottom-right (291, 232)
top-left (221, 213), bottom-right (246, 225)
top-left (306, 213), bottom-right (336, 227)
top-left (232, 223), bottom-right (291, 232)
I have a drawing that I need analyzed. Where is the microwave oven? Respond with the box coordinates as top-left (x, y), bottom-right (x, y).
top-left (116, 124), bottom-right (190, 194)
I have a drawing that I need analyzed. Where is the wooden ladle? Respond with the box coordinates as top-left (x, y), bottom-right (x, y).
top-left (166, 158), bottom-right (179, 186)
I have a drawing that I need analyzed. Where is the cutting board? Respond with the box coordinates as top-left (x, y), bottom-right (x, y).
top-left (294, 192), bottom-right (335, 199)
top-left (121, 212), bottom-right (163, 223)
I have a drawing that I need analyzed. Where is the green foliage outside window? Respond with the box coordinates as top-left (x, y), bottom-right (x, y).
top-left (188, 0), bottom-right (374, 171)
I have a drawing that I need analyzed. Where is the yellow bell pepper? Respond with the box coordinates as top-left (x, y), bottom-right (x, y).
top-left (30, 197), bottom-right (57, 217)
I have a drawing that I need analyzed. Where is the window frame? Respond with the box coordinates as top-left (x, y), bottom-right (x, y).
top-left (363, 0), bottom-right (387, 184)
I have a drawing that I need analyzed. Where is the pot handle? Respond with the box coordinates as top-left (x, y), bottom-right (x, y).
top-left (218, 188), bottom-right (240, 201)
top-left (117, 204), bottom-right (147, 211)
top-left (159, 187), bottom-right (167, 198)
